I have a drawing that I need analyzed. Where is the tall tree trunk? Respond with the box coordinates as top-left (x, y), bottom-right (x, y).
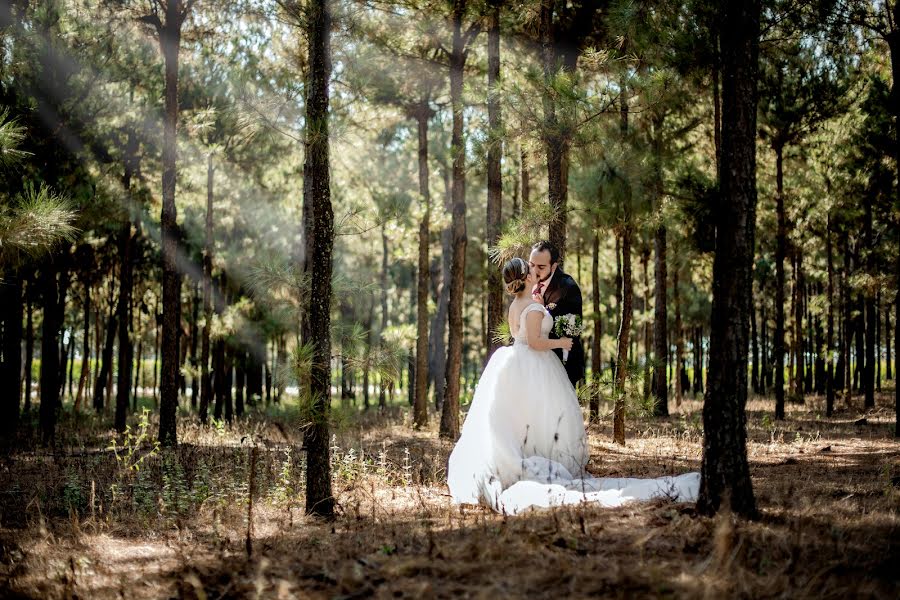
top-left (485, 0), bottom-right (503, 361)
top-left (886, 299), bottom-right (892, 381)
top-left (234, 349), bottom-right (245, 418)
top-left (303, 0), bottom-right (335, 517)
top-left (674, 263), bottom-right (684, 407)
top-left (93, 302), bottom-right (117, 415)
top-left (773, 142), bottom-right (786, 419)
top-left (761, 299), bottom-right (769, 393)
top-left (0, 269), bottom-right (23, 445)
top-left (697, 0), bottom-right (759, 518)
top-left (189, 282), bottom-right (199, 408)
top-left (590, 210), bottom-right (602, 421)
top-left (540, 0), bottom-right (571, 257)
top-left (157, 0), bottom-right (187, 447)
top-left (751, 287), bottom-right (759, 394)
top-left (826, 214), bottom-right (835, 416)
top-left (379, 223), bottom-right (389, 409)
top-left (613, 74), bottom-right (632, 445)
top-left (428, 163), bottom-right (452, 411)
top-left (642, 250), bottom-right (651, 400)
top-left (200, 153), bottom-right (214, 424)
top-left (115, 167), bottom-right (136, 432)
top-left (653, 226), bottom-right (668, 415)
top-left (614, 217), bottom-right (632, 445)
top-left (439, 0), bottom-right (470, 440)
top-left (863, 196), bottom-right (876, 409)
top-left (24, 286), bottom-right (34, 415)
top-left (793, 249), bottom-right (805, 401)
top-left (413, 102), bottom-right (432, 428)
top-left (223, 343), bottom-right (233, 424)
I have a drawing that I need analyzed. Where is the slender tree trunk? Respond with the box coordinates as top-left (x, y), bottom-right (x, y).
top-left (863, 196), bottom-right (876, 408)
top-left (379, 223), bottom-right (389, 409)
top-left (590, 210), bottom-right (602, 421)
top-left (189, 282), bottom-right (199, 408)
top-left (539, 0), bottom-right (580, 257)
top-left (24, 287), bottom-right (34, 415)
top-left (642, 250), bottom-right (651, 400)
top-left (0, 269), bottom-right (23, 445)
top-left (697, 0), bottom-right (759, 518)
top-left (751, 287), bottom-right (759, 394)
top-left (774, 143), bottom-right (786, 419)
top-left (200, 153), bottom-right (214, 424)
top-left (613, 76), bottom-right (631, 445)
top-left (793, 249), bottom-right (805, 401)
top-left (413, 103), bottom-right (432, 428)
top-left (428, 164), bottom-right (452, 411)
top-left (886, 299), bottom-right (892, 381)
top-left (826, 215), bottom-right (835, 416)
top-left (303, 0), bottom-right (335, 517)
top-left (674, 263), bottom-right (684, 407)
top-left (653, 226), bottom-right (668, 415)
top-left (234, 349), bottom-right (245, 418)
top-left (439, 0), bottom-right (470, 440)
top-left (115, 225), bottom-right (134, 431)
top-left (75, 284), bottom-right (90, 411)
top-left (157, 1), bottom-right (186, 447)
top-left (223, 343), bottom-right (233, 424)
top-left (93, 301), bottom-right (117, 415)
top-left (614, 217), bottom-right (632, 445)
top-left (486, 0), bottom-right (503, 361)
top-left (761, 299), bottom-right (769, 393)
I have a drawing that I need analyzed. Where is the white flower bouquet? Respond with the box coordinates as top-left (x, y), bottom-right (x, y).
top-left (552, 314), bottom-right (584, 362)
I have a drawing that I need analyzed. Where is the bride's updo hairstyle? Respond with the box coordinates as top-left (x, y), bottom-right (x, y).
top-left (502, 257), bottom-right (529, 295)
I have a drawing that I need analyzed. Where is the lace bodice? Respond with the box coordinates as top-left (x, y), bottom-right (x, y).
top-left (513, 303), bottom-right (552, 346)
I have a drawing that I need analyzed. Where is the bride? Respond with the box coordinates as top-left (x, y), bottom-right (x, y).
top-left (447, 257), bottom-right (699, 514)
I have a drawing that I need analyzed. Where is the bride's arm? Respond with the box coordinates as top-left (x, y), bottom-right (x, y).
top-left (524, 311), bottom-right (572, 352)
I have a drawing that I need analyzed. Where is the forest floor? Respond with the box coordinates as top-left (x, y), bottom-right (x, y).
top-left (0, 388), bottom-right (898, 599)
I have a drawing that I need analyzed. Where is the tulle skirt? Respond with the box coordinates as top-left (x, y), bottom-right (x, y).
top-left (447, 343), bottom-right (700, 514)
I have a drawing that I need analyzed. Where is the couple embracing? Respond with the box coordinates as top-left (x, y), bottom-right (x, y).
top-left (447, 241), bottom-right (699, 515)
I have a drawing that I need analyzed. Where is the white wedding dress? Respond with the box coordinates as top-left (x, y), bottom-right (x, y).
top-left (447, 303), bottom-right (699, 515)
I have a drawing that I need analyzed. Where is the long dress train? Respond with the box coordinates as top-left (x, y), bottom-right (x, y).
top-left (447, 303), bottom-right (699, 515)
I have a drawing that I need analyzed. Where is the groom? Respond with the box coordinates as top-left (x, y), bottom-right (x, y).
top-left (529, 240), bottom-right (585, 389)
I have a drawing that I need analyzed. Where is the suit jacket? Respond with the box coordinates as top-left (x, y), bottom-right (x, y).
top-left (543, 269), bottom-right (586, 388)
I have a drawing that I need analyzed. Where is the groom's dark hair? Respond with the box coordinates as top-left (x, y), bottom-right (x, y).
top-left (532, 240), bottom-right (560, 265)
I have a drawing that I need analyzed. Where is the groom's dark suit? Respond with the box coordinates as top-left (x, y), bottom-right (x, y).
top-left (542, 269), bottom-right (585, 388)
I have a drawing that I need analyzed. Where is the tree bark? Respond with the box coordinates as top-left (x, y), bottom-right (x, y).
top-left (413, 102), bottom-right (432, 428)
top-left (826, 214), bottom-right (835, 416)
top-left (485, 0), bottom-right (503, 361)
top-left (863, 196), bottom-right (876, 409)
top-left (674, 263), bottom-right (684, 407)
top-left (614, 217), bottom-right (632, 445)
top-left (774, 143), bottom-right (786, 419)
top-left (200, 152), bottom-right (214, 424)
top-left (303, 0), bottom-right (335, 517)
top-left (428, 163), bottom-right (452, 411)
top-left (0, 269), bottom-right (23, 445)
top-left (590, 210), bottom-right (602, 421)
top-left (653, 225), bottom-right (668, 416)
top-left (439, 0), bottom-right (470, 440)
top-left (24, 286), bottom-right (34, 415)
top-left (697, 0), bottom-right (759, 519)
top-left (115, 130), bottom-right (138, 432)
top-left (540, 0), bottom-right (571, 258)
top-left (751, 286), bottom-right (759, 394)
top-left (157, 0), bottom-right (187, 447)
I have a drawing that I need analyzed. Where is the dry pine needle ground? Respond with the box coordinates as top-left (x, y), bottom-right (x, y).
top-left (0, 390), bottom-right (898, 599)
